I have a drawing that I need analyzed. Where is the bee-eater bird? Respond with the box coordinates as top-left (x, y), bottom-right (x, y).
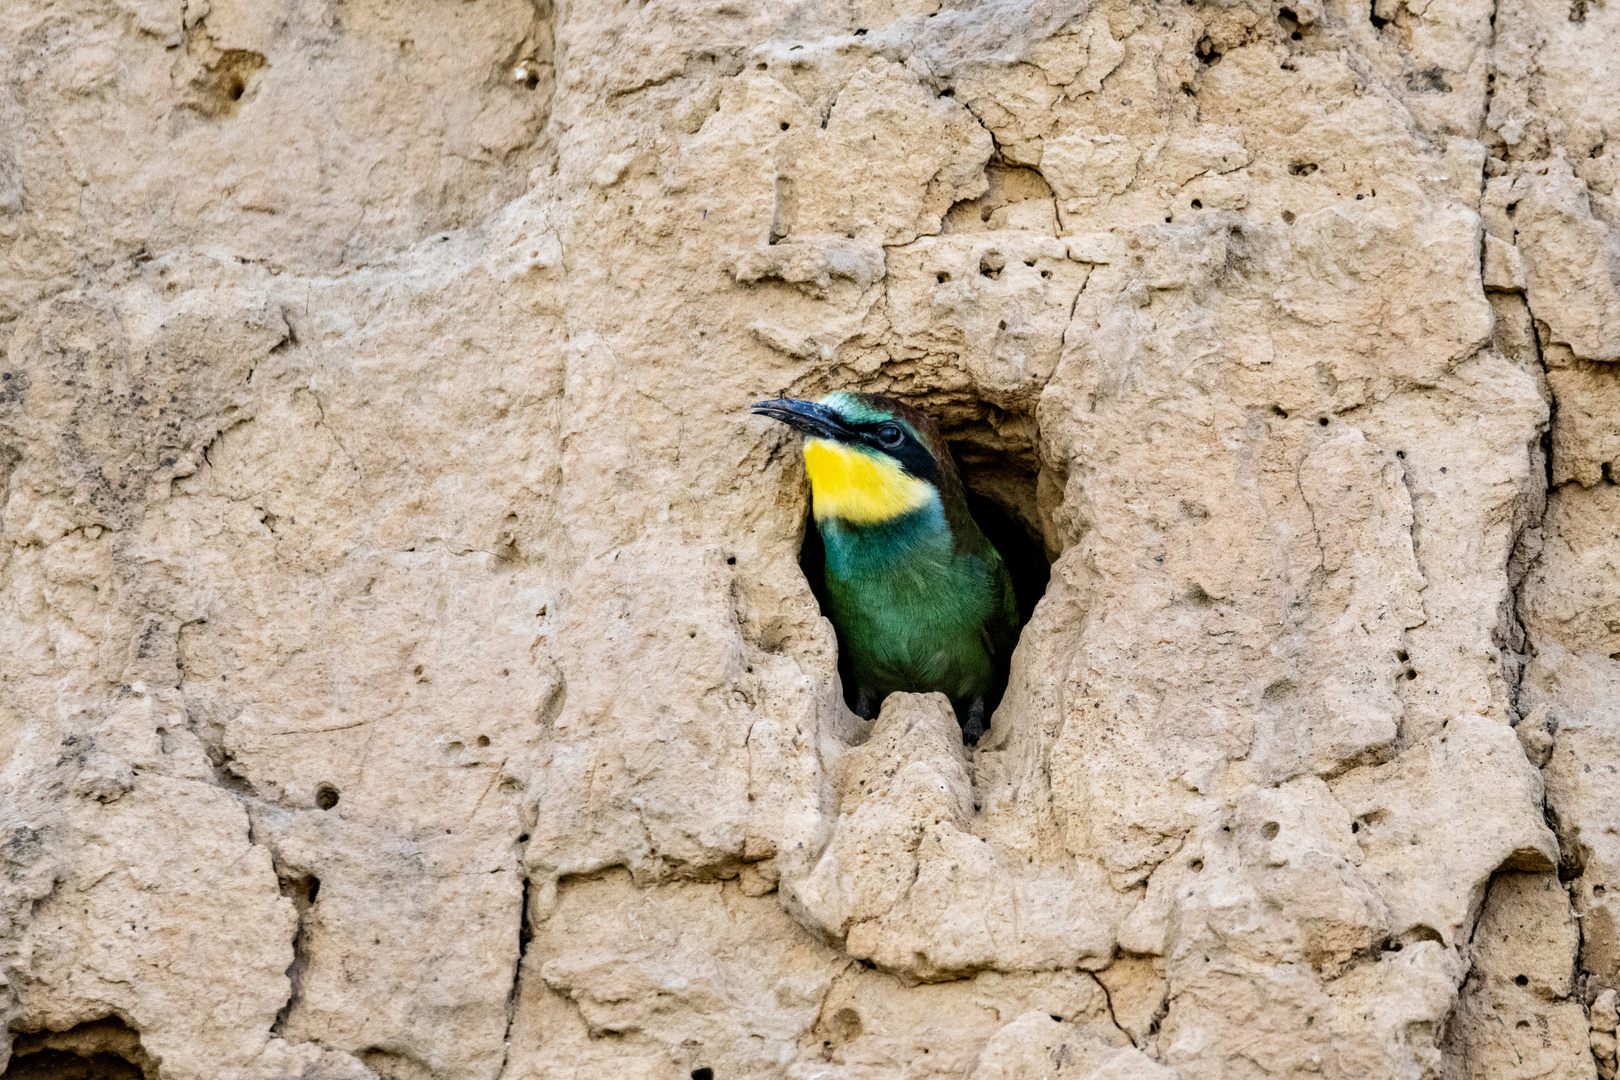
top-left (751, 391), bottom-right (1020, 744)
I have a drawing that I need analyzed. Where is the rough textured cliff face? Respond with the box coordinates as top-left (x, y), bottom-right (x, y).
top-left (2, 0), bottom-right (1618, 1077)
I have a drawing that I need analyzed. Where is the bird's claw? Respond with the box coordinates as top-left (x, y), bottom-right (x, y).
top-left (961, 697), bottom-right (987, 746)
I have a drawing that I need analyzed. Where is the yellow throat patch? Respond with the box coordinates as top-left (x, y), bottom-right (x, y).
top-left (802, 438), bottom-right (934, 525)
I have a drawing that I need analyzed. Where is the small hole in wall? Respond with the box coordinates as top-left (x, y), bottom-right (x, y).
top-left (1190, 859), bottom-right (1204, 872)
top-left (1514, 974), bottom-right (1529, 986)
top-left (795, 392), bottom-right (1054, 743)
top-left (1191, 199), bottom-right (1203, 209)
top-left (1282, 210), bottom-right (1297, 224)
top-left (692, 1070), bottom-right (715, 1080)
top-left (315, 783), bottom-right (340, 810)
top-left (1318, 416), bottom-right (1330, 426)
top-left (780, 122), bottom-right (790, 130)
top-left (2, 1017), bottom-right (154, 1079)
top-left (476, 735), bottom-right (490, 747)
top-left (1594, 885), bottom-right (1607, 896)
top-left (1396, 650), bottom-right (1409, 662)
top-left (1261, 821), bottom-right (1281, 840)
top-left (826, 1007), bottom-right (864, 1044)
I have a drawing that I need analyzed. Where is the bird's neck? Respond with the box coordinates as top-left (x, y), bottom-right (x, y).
top-left (816, 503), bottom-right (950, 581)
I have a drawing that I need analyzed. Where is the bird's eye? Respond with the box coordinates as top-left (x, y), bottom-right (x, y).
top-left (877, 424), bottom-right (903, 447)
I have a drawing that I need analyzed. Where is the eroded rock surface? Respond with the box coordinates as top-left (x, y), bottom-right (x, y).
top-left (3, 0), bottom-right (1619, 1076)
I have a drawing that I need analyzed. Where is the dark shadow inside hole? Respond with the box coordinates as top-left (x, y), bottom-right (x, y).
top-left (2, 1050), bottom-right (143, 1080)
top-left (798, 437), bottom-right (1052, 740)
top-left (3, 1017), bottom-right (153, 1080)
top-left (963, 489), bottom-right (1050, 629)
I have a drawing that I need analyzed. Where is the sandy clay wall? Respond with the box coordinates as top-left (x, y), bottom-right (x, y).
top-left (2, 0), bottom-right (1620, 1076)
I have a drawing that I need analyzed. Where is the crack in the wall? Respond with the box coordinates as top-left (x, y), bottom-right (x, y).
top-left (1090, 971), bottom-right (1135, 1048)
top-left (493, 877), bottom-right (532, 1080)
top-left (270, 867), bottom-right (319, 1038)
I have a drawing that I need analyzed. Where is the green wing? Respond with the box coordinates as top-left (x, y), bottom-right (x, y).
top-left (978, 543), bottom-right (1022, 661)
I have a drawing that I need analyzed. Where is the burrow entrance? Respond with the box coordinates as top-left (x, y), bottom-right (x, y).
top-left (797, 396), bottom-right (1054, 732)
top-left (2, 1017), bottom-right (154, 1079)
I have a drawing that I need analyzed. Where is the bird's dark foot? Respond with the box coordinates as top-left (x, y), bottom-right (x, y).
top-left (961, 697), bottom-right (987, 746)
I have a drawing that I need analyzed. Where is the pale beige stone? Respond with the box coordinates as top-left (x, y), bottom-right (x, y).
top-left (3, 0), bottom-right (1619, 1075)
top-left (1439, 873), bottom-right (1595, 1080)
top-left (1512, 162), bottom-right (1620, 363)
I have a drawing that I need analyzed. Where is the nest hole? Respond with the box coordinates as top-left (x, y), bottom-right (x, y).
top-left (3, 1018), bottom-right (154, 1079)
top-left (797, 398), bottom-right (1054, 742)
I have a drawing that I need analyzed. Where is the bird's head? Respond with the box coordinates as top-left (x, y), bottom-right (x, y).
top-left (751, 391), bottom-right (956, 526)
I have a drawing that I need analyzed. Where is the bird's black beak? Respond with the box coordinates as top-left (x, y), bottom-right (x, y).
top-left (750, 398), bottom-right (854, 441)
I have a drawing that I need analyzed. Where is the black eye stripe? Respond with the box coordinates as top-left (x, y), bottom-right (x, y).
top-left (848, 420), bottom-right (939, 486)
top-left (853, 420), bottom-right (907, 439)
